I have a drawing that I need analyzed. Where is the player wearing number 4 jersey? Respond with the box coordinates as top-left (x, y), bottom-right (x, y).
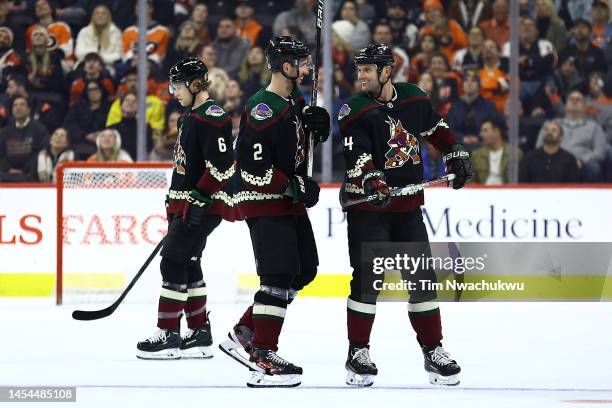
top-left (136, 57), bottom-right (235, 360)
top-left (218, 36), bottom-right (330, 388)
top-left (339, 44), bottom-right (473, 387)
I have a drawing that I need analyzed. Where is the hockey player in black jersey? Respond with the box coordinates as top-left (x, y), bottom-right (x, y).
top-left (339, 44), bottom-right (472, 387)
top-left (136, 57), bottom-right (235, 360)
top-left (218, 36), bottom-right (330, 388)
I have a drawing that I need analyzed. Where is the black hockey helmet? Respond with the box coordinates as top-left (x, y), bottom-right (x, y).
top-left (354, 43), bottom-right (395, 70)
top-left (168, 57), bottom-right (208, 84)
top-left (266, 36), bottom-right (311, 73)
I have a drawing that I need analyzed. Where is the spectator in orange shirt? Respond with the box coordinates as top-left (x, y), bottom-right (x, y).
top-left (235, 0), bottom-right (263, 47)
top-left (479, 0), bottom-right (510, 49)
top-left (122, 0), bottom-right (169, 65)
top-left (26, 0), bottom-right (74, 71)
top-left (479, 39), bottom-right (509, 112)
top-left (68, 52), bottom-right (115, 106)
top-left (412, 32), bottom-right (439, 75)
top-left (420, 0), bottom-right (467, 62)
top-left (0, 26), bottom-right (23, 89)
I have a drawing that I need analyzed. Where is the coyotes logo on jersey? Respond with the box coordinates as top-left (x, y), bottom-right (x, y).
top-left (384, 116), bottom-right (420, 169)
top-left (293, 116), bottom-right (306, 169)
top-left (173, 124), bottom-right (186, 175)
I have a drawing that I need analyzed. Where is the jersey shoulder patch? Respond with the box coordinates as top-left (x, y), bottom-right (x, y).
top-left (193, 100), bottom-right (228, 123)
top-left (205, 104), bottom-right (225, 117)
top-left (250, 103), bottom-right (274, 120)
top-left (246, 89), bottom-right (290, 123)
top-left (338, 93), bottom-right (377, 126)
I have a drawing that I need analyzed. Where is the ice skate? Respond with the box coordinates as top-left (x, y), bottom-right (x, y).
top-left (246, 349), bottom-right (302, 388)
top-left (218, 324), bottom-right (256, 370)
top-left (136, 328), bottom-right (181, 360)
top-left (180, 319), bottom-right (213, 359)
top-left (345, 345), bottom-right (378, 387)
top-left (422, 345), bottom-right (461, 386)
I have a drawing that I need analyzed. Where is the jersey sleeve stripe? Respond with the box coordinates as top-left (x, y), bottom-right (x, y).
top-left (191, 113), bottom-right (231, 127)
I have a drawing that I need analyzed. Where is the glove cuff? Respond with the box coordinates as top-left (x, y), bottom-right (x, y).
top-left (362, 169), bottom-right (385, 188)
top-left (187, 189), bottom-right (212, 208)
top-left (442, 143), bottom-right (470, 164)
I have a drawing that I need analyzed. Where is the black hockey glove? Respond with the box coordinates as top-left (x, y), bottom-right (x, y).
top-left (284, 175), bottom-right (320, 208)
top-left (183, 189), bottom-right (213, 227)
top-left (442, 143), bottom-right (473, 190)
top-left (363, 170), bottom-right (391, 208)
top-left (302, 106), bottom-right (330, 143)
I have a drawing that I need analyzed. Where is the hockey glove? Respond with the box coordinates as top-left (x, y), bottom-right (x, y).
top-left (363, 170), bottom-right (391, 208)
top-left (302, 106), bottom-right (330, 143)
top-left (165, 194), bottom-right (174, 224)
top-left (284, 175), bottom-right (320, 208)
top-left (442, 143), bottom-right (473, 190)
top-left (183, 189), bottom-right (213, 227)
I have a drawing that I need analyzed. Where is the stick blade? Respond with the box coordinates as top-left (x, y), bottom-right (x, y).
top-left (72, 307), bottom-right (114, 321)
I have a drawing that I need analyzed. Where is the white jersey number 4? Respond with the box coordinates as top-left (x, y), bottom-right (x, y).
top-left (344, 136), bottom-right (354, 151)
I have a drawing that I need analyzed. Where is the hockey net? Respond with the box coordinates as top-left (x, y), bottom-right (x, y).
top-left (56, 163), bottom-right (172, 305)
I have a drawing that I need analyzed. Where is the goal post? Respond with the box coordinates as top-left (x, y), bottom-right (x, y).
top-left (55, 162), bottom-right (172, 305)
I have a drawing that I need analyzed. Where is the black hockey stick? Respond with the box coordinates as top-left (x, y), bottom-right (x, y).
top-left (340, 174), bottom-right (456, 210)
top-left (307, 0), bottom-right (324, 177)
top-left (72, 236), bottom-right (165, 321)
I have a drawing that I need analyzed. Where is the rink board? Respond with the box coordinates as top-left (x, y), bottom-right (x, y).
top-left (1, 185), bottom-right (612, 300)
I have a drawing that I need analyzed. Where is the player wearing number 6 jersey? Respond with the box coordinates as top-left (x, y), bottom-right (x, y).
top-left (218, 36), bottom-right (330, 388)
top-left (339, 44), bottom-right (473, 387)
top-left (136, 57), bottom-right (235, 360)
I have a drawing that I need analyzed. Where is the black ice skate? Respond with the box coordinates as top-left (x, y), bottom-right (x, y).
top-left (136, 328), bottom-right (181, 360)
top-left (345, 345), bottom-right (378, 387)
top-left (422, 345), bottom-right (461, 385)
top-left (218, 324), bottom-right (256, 370)
top-left (180, 319), bottom-right (213, 359)
top-left (247, 349), bottom-right (302, 388)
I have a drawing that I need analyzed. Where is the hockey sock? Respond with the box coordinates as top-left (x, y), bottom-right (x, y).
top-left (157, 281), bottom-right (188, 330)
top-left (238, 305), bottom-right (254, 330)
top-left (251, 286), bottom-right (289, 351)
top-left (408, 301), bottom-right (443, 347)
top-left (185, 279), bottom-right (207, 329)
top-left (347, 298), bottom-right (376, 348)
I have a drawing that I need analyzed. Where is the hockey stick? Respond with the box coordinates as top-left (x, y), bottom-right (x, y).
top-left (307, 0), bottom-right (324, 177)
top-left (72, 236), bottom-right (165, 321)
top-left (341, 174), bottom-right (456, 210)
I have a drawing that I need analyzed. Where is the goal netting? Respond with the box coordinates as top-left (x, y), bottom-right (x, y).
top-left (56, 163), bottom-right (172, 305)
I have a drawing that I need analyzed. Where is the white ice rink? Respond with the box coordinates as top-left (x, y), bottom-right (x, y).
top-left (2, 299), bottom-right (612, 408)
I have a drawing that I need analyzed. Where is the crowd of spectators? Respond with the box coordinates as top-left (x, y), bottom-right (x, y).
top-left (1, 0), bottom-right (612, 184)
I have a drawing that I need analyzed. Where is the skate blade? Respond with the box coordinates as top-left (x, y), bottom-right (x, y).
top-left (345, 369), bottom-right (375, 387)
top-left (136, 348), bottom-right (181, 360)
top-left (246, 371), bottom-right (301, 388)
top-left (180, 345), bottom-right (214, 359)
top-left (428, 372), bottom-right (460, 386)
top-left (218, 336), bottom-right (259, 371)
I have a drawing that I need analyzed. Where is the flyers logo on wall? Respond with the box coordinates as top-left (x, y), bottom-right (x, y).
top-left (384, 116), bottom-right (420, 169)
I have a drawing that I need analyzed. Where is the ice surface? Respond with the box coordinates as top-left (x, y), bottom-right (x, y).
top-left (1, 299), bottom-right (611, 407)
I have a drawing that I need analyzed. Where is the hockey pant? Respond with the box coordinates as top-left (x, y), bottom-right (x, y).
top-left (346, 209), bottom-right (442, 348)
top-left (156, 214), bottom-right (222, 330)
top-left (239, 214), bottom-right (319, 351)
